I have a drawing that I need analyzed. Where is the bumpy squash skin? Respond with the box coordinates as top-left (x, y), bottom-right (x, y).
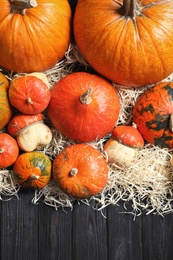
top-left (133, 82), bottom-right (173, 148)
top-left (13, 151), bottom-right (52, 189)
top-left (0, 0), bottom-right (72, 73)
top-left (53, 144), bottom-right (108, 199)
top-left (73, 0), bottom-right (173, 87)
top-left (0, 72), bottom-right (13, 130)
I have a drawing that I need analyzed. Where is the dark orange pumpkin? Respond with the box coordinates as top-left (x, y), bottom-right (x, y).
top-left (73, 0), bottom-right (173, 87)
top-left (133, 82), bottom-right (173, 148)
top-left (13, 151), bottom-right (52, 189)
top-left (0, 72), bottom-right (13, 130)
top-left (47, 72), bottom-right (120, 142)
top-left (0, 133), bottom-right (19, 168)
top-left (53, 144), bottom-right (108, 199)
top-left (9, 75), bottom-right (51, 114)
top-left (0, 0), bottom-right (71, 73)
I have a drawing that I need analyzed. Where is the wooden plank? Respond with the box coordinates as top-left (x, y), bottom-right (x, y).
top-left (72, 200), bottom-right (107, 260)
top-left (38, 202), bottom-right (73, 260)
top-left (0, 191), bottom-right (39, 260)
top-left (142, 213), bottom-right (173, 260)
top-left (107, 202), bottom-right (143, 260)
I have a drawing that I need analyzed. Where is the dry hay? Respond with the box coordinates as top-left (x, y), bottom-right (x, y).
top-left (1, 43), bottom-right (173, 217)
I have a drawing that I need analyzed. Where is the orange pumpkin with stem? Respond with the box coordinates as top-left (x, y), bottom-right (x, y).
top-left (48, 72), bottom-right (120, 142)
top-left (73, 0), bottom-right (173, 87)
top-left (0, 133), bottom-right (19, 168)
top-left (0, 0), bottom-right (71, 73)
top-left (13, 151), bottom-right (52, 189)
top-left (9, 74), bottom-right (51, 114)
top-left (0, 72), bottom-right (13, 130)
top-left (53, 144), bottom-right (108, 199)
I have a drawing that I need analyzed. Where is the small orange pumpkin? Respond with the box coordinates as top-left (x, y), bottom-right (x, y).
top-left (48, 72), bottom-right (120, 142)
top-left (0, 133), bottom-right (19, 168)
top-left (0, 72), bottom-right (13, 130)
top-left (13, 151), bottom-right (52, 189)
top-left (9, 75), bottom-right (51, 114)
top-left (133, 82), bottom-right (173, 148)
top-left (53, 144), bottom-right (108, 199)
top-left (0, 0), bottom-right (71, 73)
top-left (73, 0), bottom-right (173, 87)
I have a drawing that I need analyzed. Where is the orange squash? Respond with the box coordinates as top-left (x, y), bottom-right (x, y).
top-left (103, 124), bottom-right (144, 167)
top-left (53, 144), bottom-right (108, 199)
top-left (133, 82), bottom-right (173, 148)
top-left (0, 72), bottom-right (13, 130)
top-left (47, 72), bottom-right (120, 142)
top-left (13, 151), bottom-right (52, 189)
top-left (73, 0), bottom-right (173, 87)
top-left (0, 0), bottom-right (71, 73)
top-left (0, 133), bottom-right (19, 168)
top-left (9, 75), bottom-right (51, 114)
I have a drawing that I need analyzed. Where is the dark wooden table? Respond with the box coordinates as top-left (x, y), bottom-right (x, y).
top-left (1, 191), bottom-right (173, 260)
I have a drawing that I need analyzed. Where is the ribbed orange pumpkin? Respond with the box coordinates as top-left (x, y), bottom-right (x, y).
top-left (0, 0), bottom-right (71, 73)
top-left (73, 0), bottom-right (173, 87)
top-left (9, 75), bottom-right (51, 114)
top-left (13, 151), bottom-right (52, 189)
top-left (0, 133), bottom-right (19, 168)
top-left (53, 144), bottom-right (108, 199)
top-left (47, 72), bottom-right (120, 142)
top-left (0, 72), bottom-right (13, 130)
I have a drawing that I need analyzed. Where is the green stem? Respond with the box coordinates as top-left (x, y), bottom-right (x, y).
top-left (10, 0), bottom-right (37, 15)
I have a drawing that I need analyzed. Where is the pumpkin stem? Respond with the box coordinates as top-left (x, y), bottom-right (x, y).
top-left (30, 174), bottom-right (39, 180)
top-left (80, 88), bottom-right (92, 105)
top-left (0, 148), bottom-right (5, 154)
top-left (70, 168), bottom-right (78, 177)
top-left (10, 0), bottom-right (37, 15)
top-left (123, 0), bottom-right (140, 19)
top-left (27, 97), bottom-right (33, 104)
top-left (169, 114), bottom-right (173, 132)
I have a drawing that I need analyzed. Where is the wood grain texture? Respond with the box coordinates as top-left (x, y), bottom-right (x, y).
top-left (72, 201), bottom-right (107, 260)
top-left (1, 192), bottom-right (173, 260)
top-left (0, 191), bottom-right (39, 260)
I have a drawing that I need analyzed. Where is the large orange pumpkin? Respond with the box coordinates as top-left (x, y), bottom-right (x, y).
top-left (0, 72), bottom-right (13, 130)
top-left (0, 0), bottom-right (71, 73)
top-left (47, 72), bottom-right (120, 142)
top-left (73, 0), bottom-right (173, 87)
top-left (53, 144), bottom-right (108, 199)
top-left (133, 82), bottom-right (173, 148)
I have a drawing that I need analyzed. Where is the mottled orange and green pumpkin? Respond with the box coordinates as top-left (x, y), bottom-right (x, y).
top-left (13, 151), bottom-right (52, 189)
top-left (133, 82), bottom-right (173, 148)
top-left (0, 72), bottom-right (13, 130)
top-left (53, 144), bottom-right (108, 199)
